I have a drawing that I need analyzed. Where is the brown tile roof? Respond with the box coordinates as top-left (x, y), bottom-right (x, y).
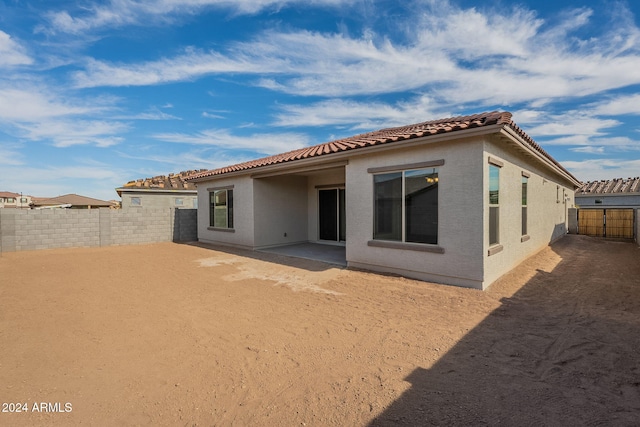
top-left (0, 191), bottom-right (21, 198)
top-left (186, 111), bottom-right (578, 183)
top-left (119, 170), bottom-right (207, 192)
top-left (577, 177), bottom-right (640, 194)
top-left (34, 194), bottom-right (113, 207)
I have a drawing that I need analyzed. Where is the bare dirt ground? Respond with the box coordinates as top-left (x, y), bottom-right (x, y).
top-left (1, 235), bottom-right (639, 426)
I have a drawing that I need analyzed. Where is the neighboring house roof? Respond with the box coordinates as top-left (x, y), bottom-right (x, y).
top-left (186, 111), bottom-right (579, 186)
top-left (116, 170), bottom-right (205, 196)
top-left (0, 191), bottom-right (21, 198)
top-left (577, 177), bottom-right (640, 195)
top-left (33, 194), bottom-right (113, 207)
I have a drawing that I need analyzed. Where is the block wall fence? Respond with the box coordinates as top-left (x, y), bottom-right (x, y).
top-left (0, 208), bottom-right (197, 253)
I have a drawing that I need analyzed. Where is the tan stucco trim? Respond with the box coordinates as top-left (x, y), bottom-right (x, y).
top-left (367, 240), bottom-right (445, 254)
top-left (487, 244), bottom-right (503, 256)
top-left (207, 227), bottom-right (235, 233)
top-left (250, 160), bottom-right (348, 179)
top-left (315, 183), bottom-right (345, 189)
top-left (367, 159), bottom-right (445, 174)
top-left (488, 156), bottom-right (504, 167)
top-left (206, 185), bottom-right (234, 192)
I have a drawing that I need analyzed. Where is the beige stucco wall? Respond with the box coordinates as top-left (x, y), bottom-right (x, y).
top-left (345, 138), bottom-right (486, 289)
top-left (307, 169), bottom-right (346, 243)
top-left (121, 192), bottom-right (197, 210)
top-left (482, 138), bottom-right (576, 287)
top-left (253, 175), bottom-right (308, 248)
top-left (196, 175), bottom-right (255, 249)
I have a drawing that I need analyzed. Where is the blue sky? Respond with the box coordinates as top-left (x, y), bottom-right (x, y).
top-left (1, 0), bottom-right (639, 201)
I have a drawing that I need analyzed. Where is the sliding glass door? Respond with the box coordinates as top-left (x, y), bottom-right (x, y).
top-left (318, 188), bottom-right (345, 242)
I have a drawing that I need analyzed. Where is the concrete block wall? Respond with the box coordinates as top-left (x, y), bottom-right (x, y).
top-left (0, 208), bottom-right (197, 253)
top-left (110, 208), bottom-right (173, 246)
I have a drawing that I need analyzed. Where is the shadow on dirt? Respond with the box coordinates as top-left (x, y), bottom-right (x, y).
top-left (369, 235), bottom-right (640, 426)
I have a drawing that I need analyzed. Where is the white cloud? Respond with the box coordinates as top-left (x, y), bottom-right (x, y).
top-left (72, 51), bottom-right (277, 88)
top-left (526, 116), bottom-right (620, 138)
top-left (43, 0), bottom-right (351, 34)
top-left (0, 145), bottom-right (25, 166)
top-left (0, 83), bottom-right (127, 148)
top-left (67, 1), bottom-right (640, 111)
top-left (16, 120), bottom-right (127, 147)
top-left (563, 158), bottom-right (640, 182)
top-left (591, 93), bottom-right (640, 116)
top-left (113, 107), bottom-right (181, 120)
top-left (202, 111), bottom-right (226, 119)
top-left (117, 148), bottom-right (252, 171)
top-left (151, 128), bottom-right (311, 155)
top-left (273, 96), bottom-right (445, 129)
top-left (0, 30), bottom-right (33, 67)
top-left (0, 87), bottom-right (100, 121)
top-left (569, 146), bottom-right (605, 154)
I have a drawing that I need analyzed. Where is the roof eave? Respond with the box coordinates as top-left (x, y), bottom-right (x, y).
top-left (499, 126), bottom-right (582, 189)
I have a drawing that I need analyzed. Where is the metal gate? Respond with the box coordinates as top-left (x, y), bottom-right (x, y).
top-left (578, 209), bottom-right (635, 239)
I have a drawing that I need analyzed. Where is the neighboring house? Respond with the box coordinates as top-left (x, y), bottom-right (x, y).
top-left (0, 192), bottom-right (32, 208)
top-left (116, 170), bottom-right (205, 209)
top-left (31, 194), bottom-right (115, 209)
top-left (186, 112), bottom-right (580, 290)
top-left (576, 177), bottom-right (640, 208)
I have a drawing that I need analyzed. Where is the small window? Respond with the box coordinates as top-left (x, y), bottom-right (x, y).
top-left (6, 197), bottom-right (15, 203)
top-left (20, 198), bottom-right (28, 203)
top-left (175, 198), bottom-right (183, 206)
top-left (131, 197), bottom-right (141, 206)
top-left (489, 164), bottom-right (500, 246)
top-left (210, 189), bottom-right (234, 229)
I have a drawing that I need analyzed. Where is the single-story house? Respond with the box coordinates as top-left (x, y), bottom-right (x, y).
top-left (31, 194), bottom-right (115, 209)
top-left (576, 178), bottom-right (640, 208)
top-left (186, 111), bottom-right (580, 290)
top-left (116, 170), bottom-right (205, 210)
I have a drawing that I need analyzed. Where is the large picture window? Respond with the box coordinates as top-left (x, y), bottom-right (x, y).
top-left (210, 189), bottom-right (233, 229)
top-left (374, 168), bottom-right (438, 245)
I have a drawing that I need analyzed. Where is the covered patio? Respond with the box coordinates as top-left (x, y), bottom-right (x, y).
top-left (259, 242), bottom-right (346, 266)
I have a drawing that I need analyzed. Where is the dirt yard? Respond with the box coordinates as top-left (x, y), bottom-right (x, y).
top-left (1, 235), bottom-right (639, 426)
